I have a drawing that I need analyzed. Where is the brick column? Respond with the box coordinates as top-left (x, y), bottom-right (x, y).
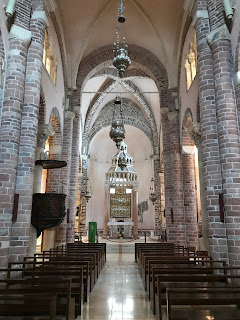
top-left (103, 187), bottom-right (109, 238)
top-left (187, 122), bottom-right (209, 252)
top-left (154, 157), bottom-right (161, 235)
top-left (168, 111), bottom-right (186, 246)
top-left (55, 111), bottom-right (75, 247)
top-left (67, 110), bottom-right (80, 243)
top-left (194, 5), bottom-right (228, 261)
top-left (10, 9), bottom-right (49, 262)
top-left (207, 25), bottom-right (240, 266)
top-left (182, 143), bottom-right (199, 250)
top-left (132, 189), bottom-right (138, 238)
top-left (0, 1), bottom-right (32, 267)
top-left (161, 108), bottom-right (174, 242)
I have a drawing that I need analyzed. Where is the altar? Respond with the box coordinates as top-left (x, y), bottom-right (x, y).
top-left (108, 221), bottom-right (134, 238)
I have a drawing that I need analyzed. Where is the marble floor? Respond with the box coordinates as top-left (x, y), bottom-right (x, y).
top-left (79, 239), bottom-right (156, 320)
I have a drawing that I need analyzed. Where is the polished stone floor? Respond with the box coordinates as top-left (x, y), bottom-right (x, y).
top-left (79, 239), bottom-right (156, 320)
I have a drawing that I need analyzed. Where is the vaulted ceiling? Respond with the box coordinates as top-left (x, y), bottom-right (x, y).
top-left (53, 0), bottom-right (187, 155)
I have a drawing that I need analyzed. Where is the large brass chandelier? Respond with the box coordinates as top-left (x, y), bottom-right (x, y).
top-left (113, 0), bottom-right (131, 78)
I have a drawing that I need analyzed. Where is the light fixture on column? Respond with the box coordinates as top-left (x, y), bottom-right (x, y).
top-left (149, 154), bottom-right (158, 205)
top-left (149, 178), bottom-right (158, 205)
top-left (84, 177), bottom-right (92, 202)
top-left (109, 96), bottom-right (125, 148)
top-left (113, 0), bottom-right (131, 78)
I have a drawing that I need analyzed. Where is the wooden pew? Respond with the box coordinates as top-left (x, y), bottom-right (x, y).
top-left (166, 287), bottom-right (240, 320)
top-left (156, 272), bottom-right (240, 320)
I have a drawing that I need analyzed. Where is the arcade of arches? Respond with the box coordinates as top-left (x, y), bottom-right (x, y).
top-left (1, 0), bottom-right (240, 282)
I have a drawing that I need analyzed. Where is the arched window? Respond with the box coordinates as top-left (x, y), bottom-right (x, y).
top-left (185, 34), bottom-right (197, 90)
top-left (42, 31), bottom-right (57, 85)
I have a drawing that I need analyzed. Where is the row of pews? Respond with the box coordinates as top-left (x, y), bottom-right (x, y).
top-left (0, 242), bottom-right (106, 319)
top-left (135, 242), bottom-right (240, 320)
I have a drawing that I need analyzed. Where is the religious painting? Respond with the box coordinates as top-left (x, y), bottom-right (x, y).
top-left (110, 189), bottom-right (131, 218)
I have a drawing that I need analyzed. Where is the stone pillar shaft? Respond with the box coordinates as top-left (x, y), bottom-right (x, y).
top-left (207, 25), bottom-right (240, 266)
top-left (132, 190), bottom-right (138, 238)
top-left (195, 5), bottom-right (228, 261)
top-left (161, 110), bottom-right (174, 242)
top-left (168, 111), bottom-right (186, 246)
top-left (55, 111), bottom-right (75, 247)
top-left (11, 8), bottom-right (48, 261)
top-left (103, 189), bottom-right (109, 237)
top-left (67, 111), bottom-right (80, 243)
top-left (0, 1), bottom-right (32, 267)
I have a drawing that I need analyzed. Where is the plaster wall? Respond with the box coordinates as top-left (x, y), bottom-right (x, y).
top-left (0, 2), bottom-right (9, 52)
top-left (87, 125), bottom-right (155, 231)
top-left (179, 25), bottom-right (199, 130)
top-left (42, 18), bottom-right (65, 128)
top-left (231, 1), bottom-right (240, 59)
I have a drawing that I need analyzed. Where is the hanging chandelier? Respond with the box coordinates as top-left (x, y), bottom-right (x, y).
top-left (113, 0), bottom-right (131, 78)
top-left (109, 96), bottom-right (125, 148)
top-left (84, 177), bottom-right (92, 202)
top-left (149, 178), bottom-right (158, 205)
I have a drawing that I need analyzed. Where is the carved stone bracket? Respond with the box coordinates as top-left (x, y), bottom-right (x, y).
top-left (9, 25), bottom-right (32, 46)
top-left (192, 10), bottom-right (209, 27)
top-left (32, 11), bottom-right (49, 28)
top-left (37, 124), bottom-right (55, 148)
top-left (207, 24), bottom-right (231, 47)
top-left (167, 111), bottom-right (179, 122)
top-left (65, 111), bottom-right (75, 121)
top-left (187, 122), bottom-right (201, 147)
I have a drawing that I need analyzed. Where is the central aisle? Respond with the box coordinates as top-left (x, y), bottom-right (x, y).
top-left (80, 241), bottom-right (156, 320)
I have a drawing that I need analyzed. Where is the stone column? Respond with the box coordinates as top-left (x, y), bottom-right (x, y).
top-left (168, 111), bottom-right (186, 246)
top-left (154, 157), bottom-right (161, 235)
top-left (187, 122), bottom-right (209, 252)
top-left (28, 124), bottom-right (54, 256)
top-left (161, 108), bottom-right (174, 242)
top-left (182, 144), bottom-right (199, 250)
top-left (103, 186), bottom-right (109, 238)
top-left (55, 111), bottom-right (75, 247)
top-left (0, 1), bottom-right (32, 267)
top-left (132, 189), bottom-right (138, 238)
top-left (67, 110), bottom-right (80, 243)
top-left (194, 5), bottom-right (228, 261)
top-left (207, 25), bottom-right (240, 266)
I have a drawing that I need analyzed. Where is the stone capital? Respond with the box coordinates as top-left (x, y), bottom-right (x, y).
top-left (192, 10), bottom-right (209, 27)
top-left (182, 145), bottom-right (195, 155)
top-left (32, 11), bottom-right (49, 27)
top-left (234, 71), bottom-right (240, 88)
top-left (37, 124), bottom-right (55, 148)
top-left (187, 122), bottom-right (201, 146)
top-left (73, 106), bottom-right (80, 113)
top-left (207, 24), bottom-right (230, 47)
top-left (9, 25), bottom-right (32, 45)
top-left (167, 111), bottom-right (179, 122)
top-left (65, 111), bottom-right (75, 120)
top-left (160, 107), bottom-right (169, 115)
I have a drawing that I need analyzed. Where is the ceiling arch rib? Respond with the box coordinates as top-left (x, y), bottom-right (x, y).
top-left (86, 99), bottom-right (154, 151)
top-left (83, 78), bottom-right (159, 150)
top-left (72, 44), bottom-right (169, 113)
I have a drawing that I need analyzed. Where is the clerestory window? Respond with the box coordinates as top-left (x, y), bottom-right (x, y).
top-left (185, 34), bottom-right (197, 90)
top-left (42, 31), bottom-right (57, 85)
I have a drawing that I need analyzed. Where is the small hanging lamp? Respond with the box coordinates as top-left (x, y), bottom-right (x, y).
top-left (109, 96), bottom-right (125, 148)
top-left (113, 0), bottom-right (131, 78)
top-left (149, 178), bottom-right (158, 205)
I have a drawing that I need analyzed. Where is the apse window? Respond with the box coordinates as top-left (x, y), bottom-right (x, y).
top-left (43, 31), bottom-right (57, 85)
top-left (185, 34), bottom-right (197, 90)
